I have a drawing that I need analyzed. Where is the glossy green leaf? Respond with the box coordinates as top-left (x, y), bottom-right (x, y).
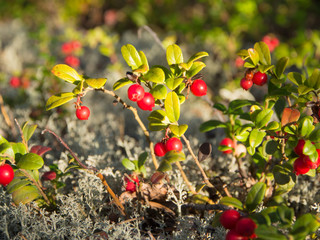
top-left (302, 140), bottom-right (316, 156)
top-left (157, 160), bottom-right (172, 172)
top-left (11, 142), bottom-right (28, 161)
top-left (72, 80), bottom-right (85, 95)
top-left (163, 150), bottom-right (185, 164)
top-left (138, 51), bottom-right (149, 73)
top-left (6, 178), bottom-right (30, 194)
top-left (258, 64), bottom-right (274, 73)
top-left (22, 122), bottom-right (37, 142)
top-left (113, 78), bottom-right (133, 91)
top-left (229, 99), bottom-right (257, 112)
top-left (165, 92), bottom-right (180, 123)
top-left (11, 185), bottom-right (41, 205)
top-left (169, 124), bottom-right (188, 137)
top-left (248, 48), bottom-right (259, 66)
top-left (148, 110), bottom-right (167, 122)
top-left (244, 59), bottom-right (256, 68)
top-left (277, 205), bottom-right (294, 225)
top-left (138, 152), bottom-right (148, 169)
top-left (255, 225), bottom-right (287, 240)
top-left (245, 182), bottom-right (266, 212)
top-left (254, 42), bottom-right (271, 65)
top-left (185, 62), bottom-right (206, 79)
top-left (311, 69), bottom-right (320, 89)
top-left (0, 135), bottom-right (8, 145)
top-left (213, 103), bottom-right (227, 112)
top-left (16, 153), bottom-right (44, 170)
top-left (46, 92), bottom-right (76, 110)
top-left (275, 57), bottom-right (289, 79)
top-left (187, 51), bottom-right (209, 64)
top-left (143, 67), bottom-right (165, 83)
top-left (298, 85), bottom-right (314, 95)
top-left (166, 77), bottom-right (184, 90)
top-left (264, 121), bottom-right (280, 131)
top-left (287, 72), bottom-right (306, 86)
top-left (237, 49), bottom-right (249, 58)
top-left (122, 158), bottom-right (135, 171)
top-left (309, 128), bottom-right (320, 142)
top-left (51, 64), bottom-right (82, 84)
top-left (219, 197), bottom-right (243, 210)
top-left (249, 129), bottom-right (266, 149)
top-left (254, 109), bottom-right (273, 129)
top-left (166, 44), bottom-right (183, 65)
top-left (299, 116), bottom-right (314, 137)
top-left (199, 120), bottom-right (226, 132)
top-left (150, 85), bottom-right (167, 99)
top-left (0, 142), bottom-right (14, 160)
top-left (121, 44), bottom-right (142, 70)
top-left (291, 213), bottom-right (320, 239)
top-left (265, 140), bottom-right (279, 155)
top-left (85, 78), bottom-right (107, 89)
top-left (148, 110), bottom-right (170, 131)
top-left (177, 93), bottom-right (186, 104)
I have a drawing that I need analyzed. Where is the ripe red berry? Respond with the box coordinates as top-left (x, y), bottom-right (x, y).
top-left (42, 171), bottom-right (57, 181)
top-left (128, 84), bottom-right (145, 102)
top-left (220, 209), bottom-right (241, 230)
top-left (137, 92), bottom-right (155, 111)
top-left (302, 150), bottom-right (320, 169)
top-left (165, 137), bottom-right (183, 152)
top-left (294, 156), bottom-right (310, 175)
top-left (219, 138), bottom-right (235, 154)
top-left (190, 79), bottom-right (207, 96)
top-left (252, 72), bottom-right (268, 86)
top-left (64, 55), bottom-right (80, 68)
top-left (226, 229), bottom-right (248, 240)
top-left (240, 78), bottom-right (253, 90)
top-left (0, 164), bottom-right (14, 186)
top-left (61, 42), bottom-right (73, 55)
top-left (154, 142), bottom-right (167, 157)
top-left (294, 139), bottom-right (305, 156)
top-left (76, 106), bottom-right (90, 120)
top-left (9, 76), bottom-right (21, 88)
top-left (235, 217), bottom-right (257, 237)
top-left (125, 175), bottom-right (139, 192)
top-left (70, 40), bottom-right (82, 51)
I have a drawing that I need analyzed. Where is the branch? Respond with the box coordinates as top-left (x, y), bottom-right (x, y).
top-left (175, 162), bottom-right (196, 194)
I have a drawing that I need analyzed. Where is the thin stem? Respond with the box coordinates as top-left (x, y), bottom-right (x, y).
top-left (235, 156), bottom-right (248, 179)
top-left (0, 93), bottom-right (15, 132)
top-left (14, 119), bottom-right (28, 150)
top-left (175, 162), bottom-right (196, 194)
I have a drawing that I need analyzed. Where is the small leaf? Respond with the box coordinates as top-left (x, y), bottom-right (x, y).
top-left (163, 150), bottom-right (186, 164)
top-left (229, 99), bottom-right (258, 112)
top-left (51, 64), bottom-right (82, 84)
top-left (138, 152), bottom-right (148, 169)
top-left (187, 51), bottom-right (209, 64)
top-left (185, 62), bottom-right (206, 79)
top-left (46, 92), bottom-right (76, 110)
top-left (16, 153), bottom-right (44, 170)
top-left (237, 49), bottom-right (249, 58)
top-left (254, 109), bottom-right (273, 129)
top-left (248, 48), bottom-right (259, 66)
top-left (291, 214), bottom-right (320, 239)
top-left (275, 57), bottom-right (289, 79)
top-left (29, 145), bottom-right (52, 157)
top-left (258, 64), bottom-right (274, 73)
top-left (198, 142), bottom-right (212, 162)
top-left (220, 197), bottom-right (244, 210)
top-left (150, 171), bottom-right (165, 184)
top-left (150, 85), bottom-right (167, 99)
top-left (143, 67), bottom-right (165, 83)
top-left (138, 51), bottom-right (149, 73)
top-left (157, 160), bottom-right (172, 172)
top-left (85, 78), bottom-right (107, 89)
top-left (113, 78), bottom-right (133, 91)
top-left (199, 120), bottom-right (226, 132)
top-left (287, 72), bottom-right (306, 86)
top-left (166, 44), bottom-right (183, 65)
top-left (298, 85), bottom-right (314, 95)
top-left (6, 178), bottom-right (30, 194)
top-left (166, 77), bottom-right (184, 90)
top-left (245, 182), bottom-right (266, 212)
top-left (310, 69), bottom-right (320, 89)
top-left (302, 140), bottom-right (316, 156)
top-left (254, 42), bottom-right (271, 65)
top-left (0, 142), bottom-right (14, 160)
top-left (281, 108), bottom-right (300, 127)
top-left (165, 92), bottom-right (180, 123)
top-left (213, 103), bottom-right (227, 112)
top-left (122, 158), bottom-right (136, 171)
top-left (249, 129), bottom-right (266, 149)
top-left (299, 116), bottom-right (314, 137)
top-left (121, 44), bottom-right (142, 70)
top-left (255, 225), bottom-right (288, 240)
top-left (22, 122), bottom-right (37, 142)
top-left (11, 185), bottom-right (41, 205)
top-left (169, 124), bottom-right (188, 137)
top-left (264, 121), bottom-right (280, 131)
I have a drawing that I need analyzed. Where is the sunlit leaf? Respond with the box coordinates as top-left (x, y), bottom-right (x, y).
top-left (51, 64), bottom-right (82, 84)
top-left (46, 92), bottom-right (76, 110)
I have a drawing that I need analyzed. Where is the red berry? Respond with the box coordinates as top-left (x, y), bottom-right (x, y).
top-left (219, 138), bottom-right (235, 154)
top-left (165, 137), bottom-right (183, 152)
top-left (303, 151), bottom-right (320, 169)
top-left (154, 142), bottom-right (167, 157)
top-left (190, 79), bottom-right (207, 96)
top-left (294, 156), bottom-right (310, 175)
top-left (137, 92), bottom-right (155, 111)
top-left (42, 171), bottom-right (57, 181)
top-left (262, 35), bottom-right (279, 52)
top-left (235, 57), bottom-right (244, 68)
top-left (235, 217), bottom-right (257, 237)
top-left (226, 229), bottom-right (248, 240)
top-left (0, 164), bottom-right (14, 186)
top-left (252, 72), bottom-right (268, 86)
top-left (76, 106), bottom-right (90, 120)
top-left (240, 78), bottom-right (253, 90)
top-left (125, 175), bottom-right (139, 192)
top-left (64, 55), bottom-right (80, 68)
top-left (294, 139), bottom-right (305, 156)
top-left (128, 84), bottom-right (145, 102)
top-left (220, 209), bottom-right (241, 229)
top-left (70, 40), bottom-right (82, 51)
top-left (9, 77), bottom-right (21, 88)
top-left (61, 42), bottom-right (73, 55)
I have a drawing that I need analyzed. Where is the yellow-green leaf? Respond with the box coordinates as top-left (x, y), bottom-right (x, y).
top-left (143, 67), bottom-right (165, 83)
top-left (169, 124), bottom-right (188, 137)
top-left (113, 78), bottom-right (133, 91)
top-left (46, 92), bottom-right (76, 110)
top-left (51, 64), bottom-right (82, 84)
top-left (165, 92), bottom-right (180, 122)
top-left (121, 44), bottom-right (142, 70)
top-left (166, 44), bottom-right (183, 65)
top-left (12, 185), bottom-right (41, 205)
top-left (187, 51), bottom-right (209, 64)
top-left (85, 78), bottom-right (107, 89)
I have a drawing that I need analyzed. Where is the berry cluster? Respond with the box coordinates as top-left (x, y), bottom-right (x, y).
top-left (124, 174), bottom-right (140, 192)
top-left (154, 137), bottom-right (183, 157)
top-left (9, 76), bottom-right (30, 89)
top-left (61, 40), bottom-right (82, 68)
top-left (293, 140), bottom-right (320, 175)
top-left (240, 70), bottom-right (268, 91)
top-left (262, 35), bottom-right (280, 52)
top-left (0, 163), bottom-right (14, 187)
top-left (219, 138), bottom-right (247, 158)
top-left (220, 209), bottom-right (257, 240)
top-left (127, 83), bottom-right (155, 111)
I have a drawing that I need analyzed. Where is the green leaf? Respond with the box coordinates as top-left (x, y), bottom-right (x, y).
top-left (143, 67), bottom-right (165, 83)
top-left (0, 135), bottom-right (8, 145)
top-left (219, 197), bottom-right (244, 210)
top-left (0, 142), bottom-right (14, 160)
top-left (245, 182), bottom-right (266, 212)
top-left (113, 78), bottom-right (133, 91)
top-left (199, 120), bottom-right (226, 132)
top-left (85, 78), bottom-right (107, 89)
top-left (166, 44), bottom-right (183, 65)
top-left (22, 122), bottom-right (37, 142)
top-left (229, 99), bottom-right (257, 112)
top-left (299, 116), bottom-right (314, 137)
top-left (244, 59), bottom-right (256, 68)
top-left (72, 80), bottom-right (85, 95)
top-left (255, 225), bottom-right (288, 240)
top-left (6, 178), bottom-right (30, 194)
top-left (51, 64), bottom-right (82, 84)
top-left (298, 85), bottom-right (314, 95)
top-left (46, 92), bottom-right (76, 110)
top-left (150, 84), bottom-right (167, 99)
top-left (265, 140), bottom-right (279, 155)
top-left (16, 153), bottom-right (44, 170)
top-left (309, 128), bottom-right (320, 142)
top-left (249, 129), bottom-right (266, 150)
top-left (248, 48), bottom-right (259, 66)
top-left (258, 64), bottom-right (274, 73)
top-left (277, 205), bottom-right (294, 225)
top-left (291, 214), bottom-right (320, 239)
top-left (254, 42), bottom-right (271, 65)
top-left (166, 77), bottom-right (184, 90)
top-left (169, 124), bottom-right (188, 137)
top-left (11, 185), bottom-right (41, 205)
top-left (213, 103), bottom-right (227, 112)
top-left (275, 57), bottom-right (289, 79)
top-left (138, 51), bottom-right (149, 73)
top-left (165, 92), bottom-right (180, 123)
top-left (273, 164), bottom-right (296, 195)
top-left (310, 69), bottom-right (320, 89)
top-left (254, 109), bottom-right (273, 129)
top-left (121, 44), bottom-right (142, 70)
top-left (264, 121), bottom-right (280, 131)
top-left (148, 110), bottom-right (170, 131)
top-left (157, 160), bottom-right (172, 172)
top-left (302, 140), bottom-right (316, 156)
top-left (287, 72), bottom-right (306, 86)
top-left (185, 62), bottom-right (206, 79)
top-left (138, 152), bottom-right (148, 169)
top-left (237, 49), bottom-right (249, 58)
top-left (163, 150), bottom-right (185, 164)
top-left (122, 158), bottom-right (136, 171)
top-left (187, 51), bottom-right (209, 64)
